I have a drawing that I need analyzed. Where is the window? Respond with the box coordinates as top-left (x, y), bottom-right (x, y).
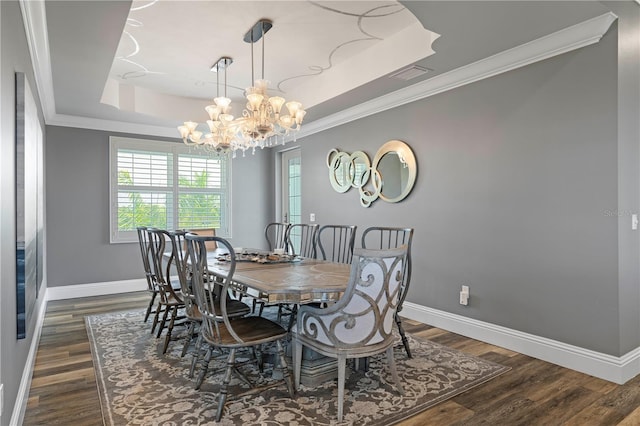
top-left (109, 137), bottom-right (231, 243)
top-left (281, 148), bottom-right (302, 248)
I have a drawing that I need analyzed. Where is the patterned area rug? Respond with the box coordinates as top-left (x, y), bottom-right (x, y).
top-left (86, 310), bottom-right (509, 426)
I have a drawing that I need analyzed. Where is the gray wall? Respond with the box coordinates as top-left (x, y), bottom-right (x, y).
top-left (609, 1), bottom-right (640, 356)
top-left (45, 126), bottom-right (273, 287)
top-left (3, 9), bottom-right (637, 425)
top-left (1, 1), bottom-right (48, 424)
top-left (296, 23), bottom-right (628, 355)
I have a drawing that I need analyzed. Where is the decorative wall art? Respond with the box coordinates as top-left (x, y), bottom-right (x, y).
top-left (15, 72), bottom-right (44, 339)
top-left (327, 140), bottom-right (417, 207)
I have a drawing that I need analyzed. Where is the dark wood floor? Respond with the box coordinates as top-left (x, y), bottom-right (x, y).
top-left (24, 291), bottom-right (640, 425)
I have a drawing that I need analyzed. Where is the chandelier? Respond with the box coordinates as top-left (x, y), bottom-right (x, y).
top-left (177, 20), bottom-right (305, 157)
top-left (177, 57), bottom-right (244, 156)
top-left (237, 20), bottom-right (306, 146)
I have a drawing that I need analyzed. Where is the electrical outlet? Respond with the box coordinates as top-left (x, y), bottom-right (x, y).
top-left (1, 383), bottom-right (4, 416)
top-left (459, 285), bottom-right (469, 306)
top-left (309, 213), bottom-right (316, 222)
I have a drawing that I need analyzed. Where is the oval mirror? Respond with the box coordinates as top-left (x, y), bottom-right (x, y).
top-left (371, 140), bottom-right (417, 203)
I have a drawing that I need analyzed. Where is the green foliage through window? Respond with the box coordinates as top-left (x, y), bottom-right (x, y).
top-left (110, 137), bottom-right (230, 242)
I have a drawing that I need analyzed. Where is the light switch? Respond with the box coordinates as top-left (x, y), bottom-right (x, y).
top-left (632, 214), bottom-right (638, 230)
top-left (310, 213), bottom-right (316, 222)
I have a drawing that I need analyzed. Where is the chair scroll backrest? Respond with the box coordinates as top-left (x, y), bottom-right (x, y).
top-left (316, 225), bottom-right (357, 264)
top-left (265, 222), bottom-right (290, 251)
top-left (361, 227), bottom-right (414, 312)
top-left (147, 228), bottom-right (183, 304)
top-left (297, 246), bottom-right (407, 350)
top-left (185, 233), bottom-right (243, 344)
top-left (136, 226), bottom-right (154, 291)
top-left (285, 223), bottom-right (319, 258)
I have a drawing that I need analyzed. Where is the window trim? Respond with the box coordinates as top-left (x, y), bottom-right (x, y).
top-left (109, 136), bottom-right (232, 243)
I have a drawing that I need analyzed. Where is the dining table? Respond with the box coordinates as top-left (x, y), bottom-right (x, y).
top-left (206, 249), bottom-right (350, 305)
top-left (203, 248), bottom-right (352, 386)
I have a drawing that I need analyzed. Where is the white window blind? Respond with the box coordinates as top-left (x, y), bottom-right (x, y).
top-left (109, 137), bottom-right (231, 243)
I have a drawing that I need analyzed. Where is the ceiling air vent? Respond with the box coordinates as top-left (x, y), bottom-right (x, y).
top-left (389, 65), bottom-right (431, 81)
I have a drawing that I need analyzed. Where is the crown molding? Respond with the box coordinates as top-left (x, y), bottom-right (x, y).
top-left (296, 11), bottom-right (618, 140)
top-left (21, 2), bottom-right (616, 139)
top-left (47, 113), bottom-right (180, 139)
top-left (19, 0), bottom-right (56, 120)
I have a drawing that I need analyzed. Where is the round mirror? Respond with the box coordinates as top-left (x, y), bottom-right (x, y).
top-left (371, 140), bottom-right (417, 203)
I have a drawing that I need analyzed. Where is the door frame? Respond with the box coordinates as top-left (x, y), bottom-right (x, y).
top-left (280, 147), bottom-right (302, 224)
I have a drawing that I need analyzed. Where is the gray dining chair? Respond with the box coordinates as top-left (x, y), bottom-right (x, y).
top-left (278, 223), bottom-right (319, 325)
top-left (170, 230), bottom-right (250, 377)
top-left (361, 226), bottom-right (414, 358)
top-left (136, 226), bottom-right (157, 323)
top-left (293, 246), bottom-right (408, 422)
top-left (285, 223), bottom-right (319, 258)
top-left (316, 224), bottom-right (357, 264)
top-left (265, 222), bottom-right (290, 251)
top-left (252, 222), bottom-right (292, 316)
top-left (186, 233), bottom-right (294, 421)
top-left (147, 228), bottom-right (186, 354)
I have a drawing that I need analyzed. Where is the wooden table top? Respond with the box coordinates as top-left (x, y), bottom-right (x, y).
top-left (207, 255), bottom-right (351, 304)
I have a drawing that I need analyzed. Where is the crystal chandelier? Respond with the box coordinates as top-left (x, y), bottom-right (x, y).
top-left (177, 57), bottom-right (248, 156)
top-left (237, 20), bottom-right (306, 148)
top-left (177, 20), bottom-right (305, 157)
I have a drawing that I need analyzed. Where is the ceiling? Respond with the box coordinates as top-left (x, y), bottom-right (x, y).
top-left (35, 1), bottom-right (615, 139)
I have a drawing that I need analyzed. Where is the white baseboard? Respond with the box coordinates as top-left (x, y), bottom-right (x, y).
top-left (11, 289), bottom-right (48, 426)
top-left (11, 279), bottom-right (147, 424)
top-left (402, 302), bottom-right (640, 385)
top-left (16, 280), bottom-right (639, 426)
top-left (46, 278), bottom-right (148, 301)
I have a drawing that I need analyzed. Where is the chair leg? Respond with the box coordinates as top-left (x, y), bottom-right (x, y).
top-left (395, 313), bottom-right (412, 358)
top-left (293, 340), bottom-right (303, 391)
top-left (181, 321), bottom-right (196, 357)
top-left (195, 347), bottom-right (213, 390)
top-left (216, 349), bottom-right (236, 422)
top-left (386, 346), bottom-right (404, 395)
top-left (144, 291), bottom-right (157, 323)
top-left (157, 305), bottom-right (170, 338)
top-left (252, 346), bottom-right (264, 373)
top-left (287, 305), bottom-right (298, 332)
top-left (337, 355), bottom-right (346, 422)
top-left (276, 340), bottom-right (294, 397)
top-left (151, 302), bottom-right (162, 334)
top-left (189, 333), bottom-right (203, 378)
top-left (162, 306), bottom-right (177, 354)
